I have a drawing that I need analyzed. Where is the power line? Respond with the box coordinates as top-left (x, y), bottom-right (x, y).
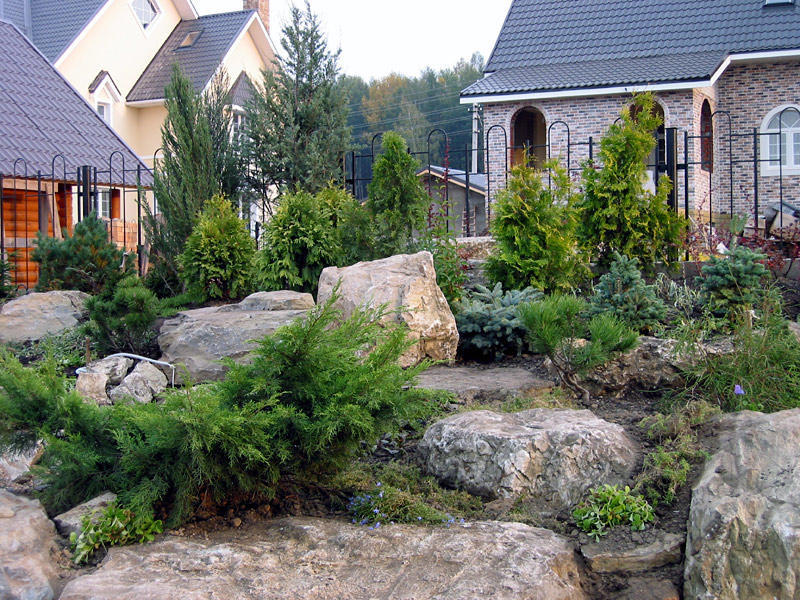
top-left (350, 106), bottom-right (468, 131)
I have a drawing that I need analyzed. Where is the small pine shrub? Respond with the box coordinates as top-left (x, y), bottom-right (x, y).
top-left (178, 195), bottom-right (256, 301)
top-left (586, 252), bottom-right (667, 333)
top-left (86, 275), bottom-right (160, 356)
top-left (33, 214), bottom-right (129, 294)
top-left (518, 295), bottom-right (638, 401)
top-left (486, 158), bottom-right (590, 293)
top-left (696, 244), bottom-right (769, 316)
top-left (0, 250), bottom-right (17, 299)
top-left (256, 190), bottom-right (340, 295)
top-left (573, 484), bottom-right (655, 541)
top-left (454, 283), bottom-right (542, 361)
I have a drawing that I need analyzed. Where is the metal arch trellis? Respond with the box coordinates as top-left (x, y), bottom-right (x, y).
top-left (484, 123), bottom-right (509, 229)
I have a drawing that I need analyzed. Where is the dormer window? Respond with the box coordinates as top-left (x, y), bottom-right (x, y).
top-left (179, 31), bottom-right (202, 48)
top-left (131, 0), bottom-right (159, 30)
top-left (764, 0), bottom-right (794, 5)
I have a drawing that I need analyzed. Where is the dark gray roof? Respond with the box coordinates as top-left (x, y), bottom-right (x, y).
top-left (0, 20), bottom-right (152, 185)
top-left (464, 0), bottom-right (800, 97)
top-left (228, 71), bottom-right (255, 108)
top-left (31, 0), bottom-right (106, 62)
top-left (127, 10), bottom-right (256, 102)
top-left (420, 166), bottom-right (486, 194)
top-left (0, 0), bottom-right (30, 36)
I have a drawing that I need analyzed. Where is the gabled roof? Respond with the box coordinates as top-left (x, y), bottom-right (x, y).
top-left (0, 20), bottom-right (152, 185)
top-left (228, 71), bottom-right (255, 109)
top-left (418, 166), bottom-right (487, 195)
top-left (127, 10), bottom-right (262, 103)
top-left (463, 0), bottom-right (800, 100)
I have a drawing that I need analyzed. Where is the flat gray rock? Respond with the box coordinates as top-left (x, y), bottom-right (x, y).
top-left (419, 409), bottom-right (638, 510)
top-left (53, 491), bottom-right (117, 538)
top-left (59, 517), bottom-right (586, 600)
top-left (416, 365), bottom-right (553, 403)
top-left (0, 290), bottom-right (89, 345)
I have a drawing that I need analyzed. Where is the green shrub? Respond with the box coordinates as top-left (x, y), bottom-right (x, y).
top-left (178, 195), bottom-right (256, 301)
top-left (576, 94), bottom-right (686, 270)
top-left (680, 298), bottom-right (800, 412)
top-left (319, 186), bottom-right (375, 266)
top-left (486, 158), bottom-right (589, 293)
top-left (366, 131), bottom-right (429, 258)
top-left (454, 283), bottom-right (542, 361)
top-left (70, 503), bottom-right (163, 563)
top-left (86, 275), bottom-right (159, 356)
top-left (256, 190), bottom-right (340, 295)
top-left (518, 295), bottom-right (638, 401)
top-left (418, 194), bottom-right (469, 306)
top-left (573, 484), bottom-right (655, 541)
top-left (696, 245), bottom-right (769, 316)
top-left (32, 214), bottom-right (129, 294)
top-left (586, 252), bottom-right (667, 333)
top-left (0, 250), bottom-right (17, 299)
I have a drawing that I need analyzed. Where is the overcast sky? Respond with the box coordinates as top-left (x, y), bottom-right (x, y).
top-left (191, 0), bottom-right (511, 81)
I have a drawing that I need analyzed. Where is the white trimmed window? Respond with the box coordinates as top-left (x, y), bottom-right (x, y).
top-left (96, 101), bottom-right (111, 124)
top-left (131, 0), bottom-right (160, 31)
top-left (97, 190), bottom-right (111, 219)
top-left (761, 104), bottom-right (800, 175)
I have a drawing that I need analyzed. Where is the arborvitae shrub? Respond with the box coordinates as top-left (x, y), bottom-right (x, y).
top-left (486, 158), bottom-right (589, 293)
top-left (178, 195), bottom-right (256, 301)
top-left (454, 283), bottom-right (542, 361)
top-left (576, 94), bottom-right (687, 271)
top-left (586, 252), bottom-right (667, 333)
top-left (32, 214), bottom-right (128, 294)
top-left (256, 189), bottom-right (341, 295)
top-left (86, 275), bottom-right (160, 356)
top-left (696, 245), bottom-right (769, 315)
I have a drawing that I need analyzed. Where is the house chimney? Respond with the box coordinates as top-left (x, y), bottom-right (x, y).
top-left (244, 0), bottom-right (269, 33)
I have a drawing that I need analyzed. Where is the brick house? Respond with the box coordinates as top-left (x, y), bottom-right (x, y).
top-left (461, 0), bottom-right (800, 230)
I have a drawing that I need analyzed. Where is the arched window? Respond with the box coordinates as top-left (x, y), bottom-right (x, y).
top-left (761, 104), bottom-right (800, 175)
top-left (700, 100), bottom-right (713, 172)
top-left (511, 107), bottom-right (546, 168)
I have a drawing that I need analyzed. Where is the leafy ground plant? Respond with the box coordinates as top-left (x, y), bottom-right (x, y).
top-left (518, 295), bottom-right (638, 401)
top-left (70, 503), bottom-right (163, 563)
top-left (573, 484), bottom-right (655, 542)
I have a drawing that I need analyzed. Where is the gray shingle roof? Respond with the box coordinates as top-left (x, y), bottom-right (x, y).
top-left (0, 20), bottom-right (152, 185)
top-left (228, 71), bottom-right (255, 108)
top-left (29, 0), bottom-right (106, 62)
top-left (464, 0), bottom-right (800, 97)
top-left (127, 10), bottom-right (256, 102)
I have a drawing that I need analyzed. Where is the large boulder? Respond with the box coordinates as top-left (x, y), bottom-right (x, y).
top-left (317, 251), bottom-right (458, 367)
top-left (0, 490), bottom-right (60, 600)
top-left (416, 365), bottom-right (554, 404)
top-left (157, 291), bottom-right (314, 383)
top-left (419, 409), bottom-right (638, 511)
top-left (684, 409), bottom-right (800, 600)
top-left (0, 290), bottom-right (89, 345)
top-left (58, 517), bottom-right (586, 600)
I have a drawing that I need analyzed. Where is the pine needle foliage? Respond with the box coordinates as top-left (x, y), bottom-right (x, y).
top-left (487, 158), bottom-right (589, 293)
top-left (454, 283), bottom-right (542, 361)
top-left (216, 288), bottom-right (433, 472)
top-left (32, 214), bottom-right (128, 294)
top-left (0, 292), bottom-right (435, 526)
top-left (178, 195), bottom-right (256, 301)
top-left (576, 94), bottom-right (686, 270)
top-left (696, 245), bottom-right (769, 316)
top-left (586, 252), bottom-right (667, 333)
top-left (518, 295), bottom-right (638, 401)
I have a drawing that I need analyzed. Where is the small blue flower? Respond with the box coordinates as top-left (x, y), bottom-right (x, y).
top-left (378, 491), bottom-right (384, 498)
top-left (417, 516), bottom-right (422, 521)
top-left (373, 508), bottom-right (379, 513)
top-left (375, 522), bottom-right (381, 528)
top-left (376, 482), bottom-right (382, 487)
top-left (734, 384), bottom-right (745, 395)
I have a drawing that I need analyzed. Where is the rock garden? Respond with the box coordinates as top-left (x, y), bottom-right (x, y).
top-left (2, 97), bottom-right (800, 600)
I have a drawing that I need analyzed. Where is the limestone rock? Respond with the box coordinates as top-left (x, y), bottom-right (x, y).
top-left (58, 517), bottom-right (586, 600)
top-left (581, 530), bottom-right (683, 573)
top-left (685, 409), bottom-right (800, 600)
top-left (87, 356), bottom-right (134, 385)
top-left (0, 489), bottom-right (60, 600)
top-left (317, 251), bottom-right (458, 367)
top-left (53, 492), bottom-right (117, 538)
top-left (109, 362), bottom-right (167, 404)
top-left (584, 336), bottom-right (733, 395)
top-left (0, 444), bottom-right (42, 483)
top-left (416, 365), bottom-right (553, 404)
top-left (76, 372), bottom-right (110, 405)
top-left (158, 295), bottom-right (311, 383)
top-left (419, 409), bottom-right (638, 510)
top-left (0, 290), bottom-right (89, 345)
